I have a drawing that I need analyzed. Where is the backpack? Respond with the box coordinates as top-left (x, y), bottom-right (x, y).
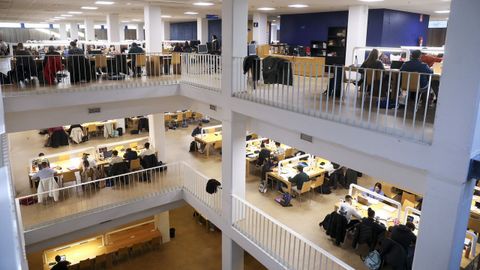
top-left (189, 141), bottom-right (198, 152)
top-left (258, 180), bottom-right (267, 193)
top-left (363, 250), bottom-right (381, 270)
top-left (275, 192), bottom-right (292, 207)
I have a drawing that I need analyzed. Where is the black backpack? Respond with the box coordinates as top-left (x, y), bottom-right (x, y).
top-left (189, 141), bottom-right (198, 152)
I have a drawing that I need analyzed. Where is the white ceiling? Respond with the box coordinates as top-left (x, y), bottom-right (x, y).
top-left (0, 0), bottom-right (451, 24)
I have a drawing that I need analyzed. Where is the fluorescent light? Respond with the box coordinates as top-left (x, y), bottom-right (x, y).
top-left (68, 11), bottom-right (83, 14)
top-left (358, 0), bottom-right (384, 2)
top-left (132, 19), bottom-right (142, 22)
top-left (121, 20), bottom-right (130, 23)
top-left (184, 11), bottom-right (199, 15)
top-left (54, 17), bottom-right (64, 19)
top-left (81, 6), bottom-right (98, 10)
top-left (61, 14), bottom-right (73, 17)
top-left (435, 10), bottom-right (450, 14)
top-left (257, 7), bottom-right (275, 11)
top-left (95, 1), bottom-right (115, 4)
top-left (288, 4), bottom-right (308, 8)
top-left (161, 15), bottom-right (172, 18)
top-left (193, 2), bottom-right (214, 6)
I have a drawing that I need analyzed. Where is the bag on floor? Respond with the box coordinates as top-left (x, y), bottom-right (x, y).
top-left (19, 196), bottom-right (38, 205)
top-left (189, 141), bottom-right (198, 152)
top-left (363, 250), bottom-right (381, 270)
top-left (258, 180), bottom-right (267, 193)
top-left (130, 130), bottom-right (139, 135)
top-left (275, 192), bottom-right (292, 207)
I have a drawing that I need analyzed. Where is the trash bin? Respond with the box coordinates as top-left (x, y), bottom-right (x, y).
top-left (169, 228), bottom-right (176, 238)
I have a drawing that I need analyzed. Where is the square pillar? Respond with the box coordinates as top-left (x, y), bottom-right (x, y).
top-left (162, 21), bottom-right (170, 41)
top-left (69, 22), bottom-right (79, 40)
top-left (119, 23), bottom-right (126, 41)
top-left (84, 18), bottom-right (95, 41)
top-left (270, 23), bottom-right (278, 42)
top-left (107, 13), bottom-right (120, 43)
top-left (154, 211), bottom-right (171, 243)
top-left (222, 234), bottom-right (244, 270)
top-left (252, 12), bottom-right (268, 45)
top-left (144, 4), bottom-right (163, 52)
top-left (197, 18), bottom-right (208, 43)
top-left (136, 23), bottom-right (145, 40)
top-left (345, 5), bottom-right (368, 65)
top-left (59, 23), bottom-right (68, 40)
top-left (148, 113), bottom-right (166, 162)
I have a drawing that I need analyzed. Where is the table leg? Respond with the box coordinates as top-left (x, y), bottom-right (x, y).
top-left (206, 144), bottom-right (210, 157)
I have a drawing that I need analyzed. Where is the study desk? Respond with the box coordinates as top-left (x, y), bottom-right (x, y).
top-left (266, 157), bottom-right (327, 193)
top-left (195, 132), bottom-right (222, 157)
top-left (460, 242), bottom-right (480, 270)
top-left (269, 54), bottom-right (326, 76)
top-left (334, 197), bottom-right (399, 228)
top-left (245, 142), bottom-right (293, 176)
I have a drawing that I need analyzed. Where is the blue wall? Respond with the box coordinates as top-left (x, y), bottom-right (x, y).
top-left (208, 19), bottom-right (222, 42)
top-left (170, 21), bottom-right (197, 40)
top-left (367, 9), bottom-right (429, 47)
top-left (279, 11), bottom-right (348, 46)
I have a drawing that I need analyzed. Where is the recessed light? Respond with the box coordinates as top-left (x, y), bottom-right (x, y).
top-left (257, 7), bottom-right (275, 11)
top-left (68, 11), bottom-right (83, 14)
top-left (61, 14), bottom-right (73, 17)
top-left (193, 2), bottom-right (214, 6)
top-left (288, 4), bottom-right (308, 8)
top-left (272, 20), bottom-right (276, 22)
top-left (95, 1), bottom-right (115, 5)
top-left (161, 15), bottom-right (172, 18)
top-left (358, 0), bottom-right (384, 2)
top-left (81, 6), bottom-right (98, 10)
top-left (121, 20), bottom-right (130, 23)
top-left (132, 19), bottom-right (142, 22)
top-left (54, 17), bottom-right (64, 19)
top-left (184, 11), bottom-right (199, 15)
top-left (435, 10), bottom-right (450, 14)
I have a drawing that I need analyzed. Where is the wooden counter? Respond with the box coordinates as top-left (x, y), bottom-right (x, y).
top-left (269, 54), bottom-right (326, 76)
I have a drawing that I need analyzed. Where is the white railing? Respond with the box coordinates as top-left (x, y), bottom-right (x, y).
top-left (181, 162), bottom-right (222, 214)
top-left (233, 57), bottom-right (438, 144)
top-left (180, 53), bottom-right (222, 92)
top-left (232, 195), bottom-right (354, 270)
top-left (16, 162), bottom-right (182, 231)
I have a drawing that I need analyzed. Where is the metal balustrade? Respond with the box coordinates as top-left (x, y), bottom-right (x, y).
top-left (233, 57), bottom-right (438, 144)
top-left (232, 195), bottom-right (354, 270)
top-left (0, 52), bottom-right (180, 95)
top-left (180, 53), bottom-right (222, 92)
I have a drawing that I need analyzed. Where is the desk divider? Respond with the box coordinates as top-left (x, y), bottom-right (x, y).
top-left (278, 153), bottom-right (312, 173)
top-left (200, 124), bottom-right (222, 136)
top-left (348, 183), bottom-right (402, 220)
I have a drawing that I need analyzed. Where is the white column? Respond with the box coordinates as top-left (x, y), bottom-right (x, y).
top-left (154, 211), bottom-right (170, 243)
top-left (252, 12), bottom-right (268, 45)
top-left (345, 5), bottom-right (368, 65)
top-left (270, 23), bottom-right (278, 42)
top-left (222, 234), bottom-right (244, 270)
top-left (144, 4), bottom-right (163, 52)
top-left (119, 23), bottom-right (126, 41)
top-left (148, 113), bottom-right (166, 162)
top-left (197, 18), bottom-right (208, 43)
top-left (163, 21), bottom-right (170, 41)
top-left (221, 0), bottom-right (248, 98)
top-left (69, 22), bottom-right (79, 40)
top-left (413, 1), bottom-right (480, 269)
top-left (107, 13), bottom-right (120, 43)
top-left (84, 18), bottom-right (95, 41)
top-left (136, 23), bottom-right (145, 40)
top-left (59, 23), bottom-right (68, 40)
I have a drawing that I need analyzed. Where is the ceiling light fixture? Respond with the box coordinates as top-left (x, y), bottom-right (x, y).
top-left (132, 19), bottom-right (142, 22)
top-left (358, 0), bottom-right (384, 2)
top-left (193, 2), bottom-right (214, 6)
top-left (184, 11), bottom-right (199, 15)
top-left (61, 14), bottom-right (73, 17)
top-left (121, 20), bottom-right (130, 23)
top-left (434, 10), bottom-right (450, 13)
top-left (161, 15), bottom-right (172, 18)
top-left (288, 4), bottom-right (308, 8)
top-left (257, 7), bottom-right (275, 11)
top-left (95, 1), bottom-right (115, 5)
top-left (54, 17), bottom-right (64, 19)
top-left (81, 6), bottom-right (98, 10)
top-left (68, 11), bottom-right (83, 14)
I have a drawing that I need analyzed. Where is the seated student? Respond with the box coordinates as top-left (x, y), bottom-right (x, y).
top-left (34, 153), bottom-right (50, 167)
top-left (109, 150), bottom-right (124, 165)
top-left (288, 165), bottom-right (309, 192)
top-left (365, 182), bottom-right (385, 198)
top-left (80, 160), bottom-right (97, 183)
top-left (390, 221), bottom-right (417, 252)
top-left (400, 49), bottom-right (433, 90)
top-left (353, 208), bottom-right (386, 250)
top-left (191, 123), bottom-right (203, 137)
top-left (338, 195), bottom-right (362, 229)
top-left (274, 142), bottom-right (285, 156)
top-left (361, 49), bottom-right (385, 70)
top-left (51, 255), bottom-right (71, 270)
top-left (261, 156), bottom-right (277, 182)
top-left (139, 142), bottom-right (155, 158)
top-left (256, 142), bottom-right (271, 166)
top-left (420, 53), bottom-right (442, 67)
top-left (32, 162), bottom-right (57, 188)
top-left (123, 148), bottom-right (138, 161)
top-left (81, 153), bottom-right (96, 169)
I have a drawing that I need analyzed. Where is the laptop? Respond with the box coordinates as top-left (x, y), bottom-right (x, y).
top-left (356, 195), bottom-right (370, 206)
top-left (198, 44), bottom-right (208, 54)
top-left (103, 150), bottom-right (113, 159)
top-left (390, 60), bottom-right (404, 70)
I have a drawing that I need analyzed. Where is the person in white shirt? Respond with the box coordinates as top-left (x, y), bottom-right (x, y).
top-left (274, 142), bottom-right (285, 156)
top-left (32, 162), bottom-right (57, 187)
top-left (139, 142), bottom-right (155, 158)
top-left (81, 153), bottom-right (96, 168)
top-left (338, 195), bottom-right (362, 228)
top-left (109, 150), bottom-right (124, 165)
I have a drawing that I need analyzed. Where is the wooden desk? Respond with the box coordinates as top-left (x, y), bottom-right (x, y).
top-left (245, 142), bottom-right (292, 176)
top-left (334, 197), bottom-right (398, 227)
top-left (267, 158), bottom-right (326, 193)
top-left (269, 54), bottom-right (326, 76)
top-left (461, 242), bottom-right (480, 270)
top-left (105, 222), bottom-right (161, 253)
top-left (195, 132), bottom-right (222, 157)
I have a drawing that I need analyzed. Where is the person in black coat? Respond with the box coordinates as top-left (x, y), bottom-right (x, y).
top-left (391, 222), bottom-right (417, 252)
top-left (352, 208), bottom-right (386, 250)
top-left (123, 148), bottom-right (138, 161)
top-left (256, 142), bottom-right (271, 166)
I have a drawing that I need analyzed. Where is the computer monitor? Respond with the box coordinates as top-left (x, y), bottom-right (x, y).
top-left (247, 44), bottom-right (256, 56)
top-left (198, 44), bottom-right (208, 54)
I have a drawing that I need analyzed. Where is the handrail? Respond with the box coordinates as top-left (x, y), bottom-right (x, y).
top-left (349, 183), bottom-right (402, 220)
top-left (232, 194), bottom-right (354, 270)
